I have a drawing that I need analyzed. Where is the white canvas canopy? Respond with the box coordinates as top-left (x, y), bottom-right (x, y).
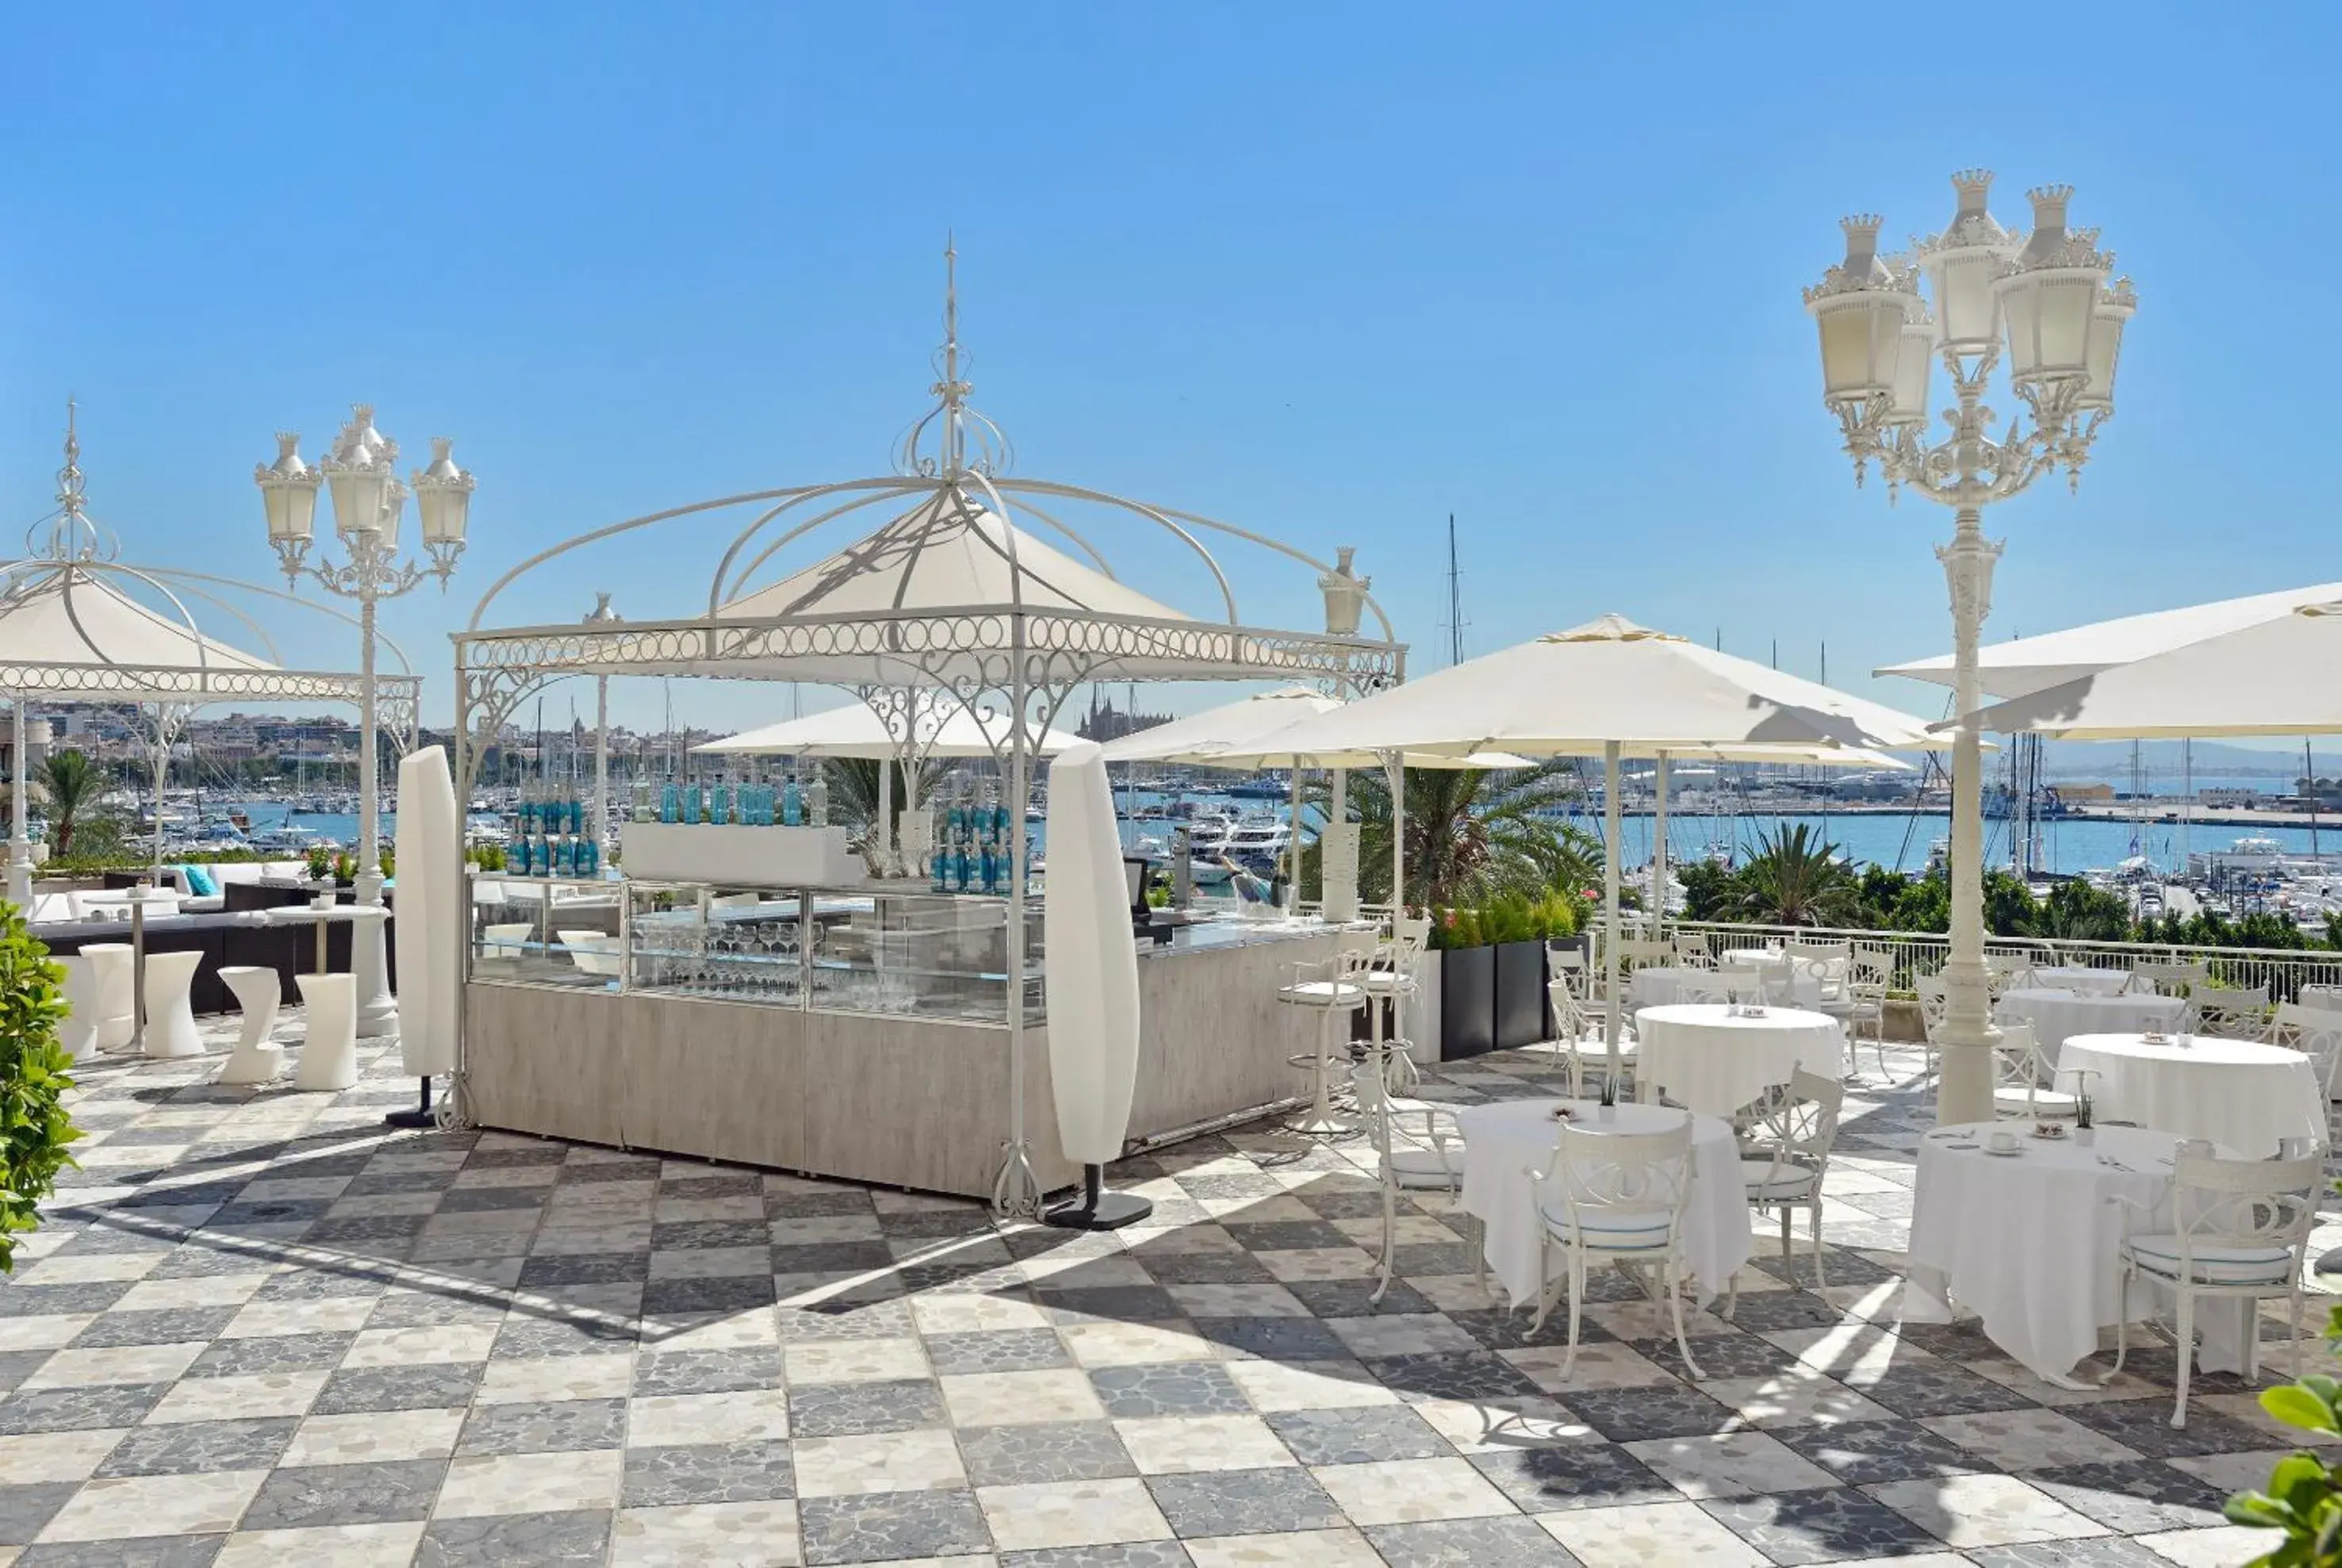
top-left (1964, 600), bottom-right (2342, 738)
top-left (1256, 615), bottom-right (1947, 1085)
top-left (1880, 580), bottom-right (2342, 703)
top-left (695, 700), bottom-right (1083, 759)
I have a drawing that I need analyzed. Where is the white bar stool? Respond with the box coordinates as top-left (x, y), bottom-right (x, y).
top-left (140, 950), bottom-right (205, 1059)
top-left (215, 967), bottom-right (284, 1086)
top-left (1277, 931), bottom-right (1374, 1135)
top-left (292, 973), bottom-right (358, 1091)
top-left (54, 954), bottom-right (98, 1063)
top-left (82, 942), bottom-right (136, 1052)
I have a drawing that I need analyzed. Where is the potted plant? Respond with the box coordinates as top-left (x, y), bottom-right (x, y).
top-left (1488, 892), bottom-right (1548, 1052)
top-left (0, 903), bottom-right (78, 1269)
top-left (1433, 906), bottom-right (1496, 1060)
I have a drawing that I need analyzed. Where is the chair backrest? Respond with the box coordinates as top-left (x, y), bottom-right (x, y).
top-left (1915, 972), bottom-right (1949, 1038)
top-left (2132, 959), bottom-right (2211, 997)
top-left (1750, 1068), bottom-right (1842, 1174)
top-left (1784, 940), bottom-right (1851, 961)
top-left (1848, 945), bottom-right (1892, 995)
top-left (1667, 937), bottom-right (1714, 969)
top-left (1754, 957), bottom-right (1799, 1006)
top-left (1541, 1118), bottom-right (1696, 1235)
top-left (1617, 937), bottom-right (1674, 969)
top-left (1992, 1020), bottom-right (2049, 1090)
top-left (2168, 1152), bottom-right (2322, 1266)
top-left (1674, 976), bottom-right (1735, 1006)
top-left (1546, 978), bottom-right (1591, 1041)
top-left (2271, 1002), bottom-right (2342, 1099)
top-left (2193, 983), bottom-right (2272, 1039)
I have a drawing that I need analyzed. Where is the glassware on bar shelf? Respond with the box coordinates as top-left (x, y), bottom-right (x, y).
top-left (807, 769), bottom-right (828, 827)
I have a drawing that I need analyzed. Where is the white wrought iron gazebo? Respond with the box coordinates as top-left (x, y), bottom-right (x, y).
top-left (450, 254), bottom-right (1406, 1214)
top-left (2, 409), bottom-right (423, 903)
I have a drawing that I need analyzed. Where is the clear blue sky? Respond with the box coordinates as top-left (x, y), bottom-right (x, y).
top-left (2, 4), bottom-right (2334, 738)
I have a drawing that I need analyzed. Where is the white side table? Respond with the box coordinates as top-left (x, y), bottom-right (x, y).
top-left (140, 950), bottom-right (205, 1060)
top-left (293, 973), bottom-right (358, 1091)
top-left (82, 943), bottom-right (135, 1052)
top-left (215, 966), bottom-right (284, 1087)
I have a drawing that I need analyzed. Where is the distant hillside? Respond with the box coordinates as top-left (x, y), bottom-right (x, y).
top-left (2041, 738), bottom-right (2317, 779)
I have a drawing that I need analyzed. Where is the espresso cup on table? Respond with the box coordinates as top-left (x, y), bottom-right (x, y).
top-left (1987, 1129), bottom-right (2018, 1153)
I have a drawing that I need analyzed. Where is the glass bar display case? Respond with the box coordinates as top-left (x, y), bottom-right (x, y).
top-left (469, 872), bottom-right (1043, 1026)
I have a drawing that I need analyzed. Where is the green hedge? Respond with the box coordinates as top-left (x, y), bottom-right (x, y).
top-left (0, 905), bottom-right (76, 1271)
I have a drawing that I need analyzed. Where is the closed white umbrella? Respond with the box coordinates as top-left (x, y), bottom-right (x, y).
top-left (1964, 601), bottom-right (2342, 738)
top-left (1041, 738), bottom-right (1150, 1229)
top-left (389, 746), bottom-right (461, 1128)
top-left (1256, 615), bottom-right (1947, 1088)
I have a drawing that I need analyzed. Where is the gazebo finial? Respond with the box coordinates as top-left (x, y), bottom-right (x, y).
top-left (897, 239), bottom-right (1011, 481)
top-left (36, 397), bottom-right (117, 563)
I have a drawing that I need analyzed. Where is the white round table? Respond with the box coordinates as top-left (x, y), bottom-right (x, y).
top-left (1905, 1122), bottom-right (2253, 1386)
top-left (1633, 1003), bottom-right (1846, 1117)
top-left (2058, 1032), bottom-right (2326, 1157)
top-left (1995, 987), bottom-right (2184, 1059)
top-left (1455, 1098), bottom-right (1749, 1308)
top-left (2029, 966), bottom-right (2132, 997)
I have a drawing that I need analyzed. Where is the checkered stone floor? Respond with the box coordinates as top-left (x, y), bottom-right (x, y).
top-left (0, 1013), bottom-right (2334, 1566)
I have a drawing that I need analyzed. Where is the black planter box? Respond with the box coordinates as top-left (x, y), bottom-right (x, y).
top-left (1439, 945), bottom-right (1495, 1060)
top-left (1493, 940), bottom-right (1547, 1051)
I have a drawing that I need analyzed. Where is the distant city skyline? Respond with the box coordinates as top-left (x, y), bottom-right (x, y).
top-left (2, 5), bottom-right (2334, 748)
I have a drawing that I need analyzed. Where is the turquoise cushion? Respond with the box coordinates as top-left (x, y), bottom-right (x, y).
top-left (181, 865), bottom-right (218, 898)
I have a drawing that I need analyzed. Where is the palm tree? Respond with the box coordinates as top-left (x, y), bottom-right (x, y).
top-left (1734, 822), bottom-right (1863, 927)
top-left (822, 757), bottom-right (951, 833)
top-left (34, 749), bottom-right (104, 857)
top-left (1308, 761), bottom-right (1603, 911)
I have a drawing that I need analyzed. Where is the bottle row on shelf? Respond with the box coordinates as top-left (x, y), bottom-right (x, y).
top-left (634, 774), bottom-right (828, 828)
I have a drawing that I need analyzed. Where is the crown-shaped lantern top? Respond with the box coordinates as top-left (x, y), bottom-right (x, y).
top-left (1932, 169), bottom-right (2014, 251)
top-left (2006, 185), bottom-right (2112, 274)
top-left (1801, 215), bottom-right (1915, 305)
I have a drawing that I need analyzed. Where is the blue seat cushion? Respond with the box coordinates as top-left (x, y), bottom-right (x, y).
top-left (2125, 1233), bottom-right (2296, 1286)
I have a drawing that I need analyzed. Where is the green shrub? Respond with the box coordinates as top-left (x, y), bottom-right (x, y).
top-left (304, 846), bottom-right (332, 882)
top-left (2229, 1296), bottom-right (2342, 1562)
top-left (0, 904), bottom-right (77, 1271)
top-left (466, 844), bottom-right (508, 872)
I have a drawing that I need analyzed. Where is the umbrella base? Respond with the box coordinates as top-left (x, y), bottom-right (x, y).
top-left (383, 1078), bottom-right (437, 1130)
top-left (1044, 1165), bottom-right (1153, 1231)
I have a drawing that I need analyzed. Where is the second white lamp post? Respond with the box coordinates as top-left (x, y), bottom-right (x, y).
top-left (257, 406), bottom-right (474, 1039)
top-left (1805, 171), bottom-right (2135, 1125)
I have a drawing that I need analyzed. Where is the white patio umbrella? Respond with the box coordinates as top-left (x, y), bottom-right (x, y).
top-left (1254, 615), bottom-right (1947, 1084)
top-left (390, 746), bottom-right (461, 1126)
top-left (1881, 580), bottom-right (2342, 701)
top-left (1964, 600), bottom-right (2342, 738)
top-left (695, 700), bottom-right (1084, 758)
top-left (1099, 685), bottom-right (1534, 922)
top-left (1040, 739), bottom-right (1149, 1229)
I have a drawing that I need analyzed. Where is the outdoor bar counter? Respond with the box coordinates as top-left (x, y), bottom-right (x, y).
top-left (461, 875), bottom-right (1342, 1198)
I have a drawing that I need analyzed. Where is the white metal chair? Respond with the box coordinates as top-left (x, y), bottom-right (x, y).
top-left (1526, 1116), bottom-right (1703, 1380)
top-left (1910, 972), bottom-right (1949, 1082)
top-left (1363, 916), bottom-right (1431, 1092)
top-left (1840, 946), bottom-right (1891, 1079)
top-left (1278, 931), bottom-right (1374, 1134)
top-left (1989, 1020), bottom-right (2079, 1119)
top-left (2269, 1002), bottom-right (2342, 1111)
top-left (2131, 958), bottom-right (2211, 999)
top-left (2111, 1149), bottom-right (2320, 1427)
top-left (2191, 983), bottom-right (2271, 1041)
top-left (1727, 1068), bottom-right (1842, 1313)
top-left (1349, 1060), bottom-right (1473, 1305)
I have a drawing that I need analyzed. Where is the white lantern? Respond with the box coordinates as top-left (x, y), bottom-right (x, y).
top-left (1994, 186), bottom-right (2110, 390)
top-left (412, 438), bottom-right (476, 550)
top-left (1804, 216), bottom-right (1914, 408)
top-left (1885, 305), bottom-right (1935, 428)
top-left (2078, 276), bottom-right (2137, 414)
top-left (1917, 170), bottom-right (2014, 357)
top-left (320, 404), bottom-right (397, 542)
top-left (254, 432), bottom-right (320, 546)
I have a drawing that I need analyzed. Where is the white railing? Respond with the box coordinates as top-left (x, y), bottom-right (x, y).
top-left (1661, 918), bottom-right (2342, 1003)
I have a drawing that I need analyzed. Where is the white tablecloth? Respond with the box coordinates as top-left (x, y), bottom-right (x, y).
top-left (1995, 987), bottom-right (2185, 1058)
top-left (1634, 1004), bottom-right (1846, 1117)
top-left (1904, 1122), bottom-right (2252, 1381)
top-left (1456, 1098), bottom-right (1748, 1308)
top-left (2030, 966), bottom-right (2132, 997)
top-left (2059, 1032), bottom-right (2326, 1156)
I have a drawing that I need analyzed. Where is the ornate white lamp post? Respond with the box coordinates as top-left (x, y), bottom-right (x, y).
top-left (583, 593), bottom-right (619, 857)
top-left (258, 407), bottom-right (474, 1037)
top-left (1804, 171), bottom-right (2135, 1125)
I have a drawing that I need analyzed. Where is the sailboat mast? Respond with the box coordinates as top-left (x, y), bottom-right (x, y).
top-left (1443, 515), bottom-right (1466, 666)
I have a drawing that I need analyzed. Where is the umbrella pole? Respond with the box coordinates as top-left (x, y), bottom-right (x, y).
top-left (1604, 741), bottom-right (1622, 1095)
top-left (6, 694), bottom-right (29, 907)
top-left (1383, 750), bottom-right (1405, 919)
top-left (1653, 752), bottom-right (1669, 936)
top-left (1286, 764), bottom-right (1303, 914)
